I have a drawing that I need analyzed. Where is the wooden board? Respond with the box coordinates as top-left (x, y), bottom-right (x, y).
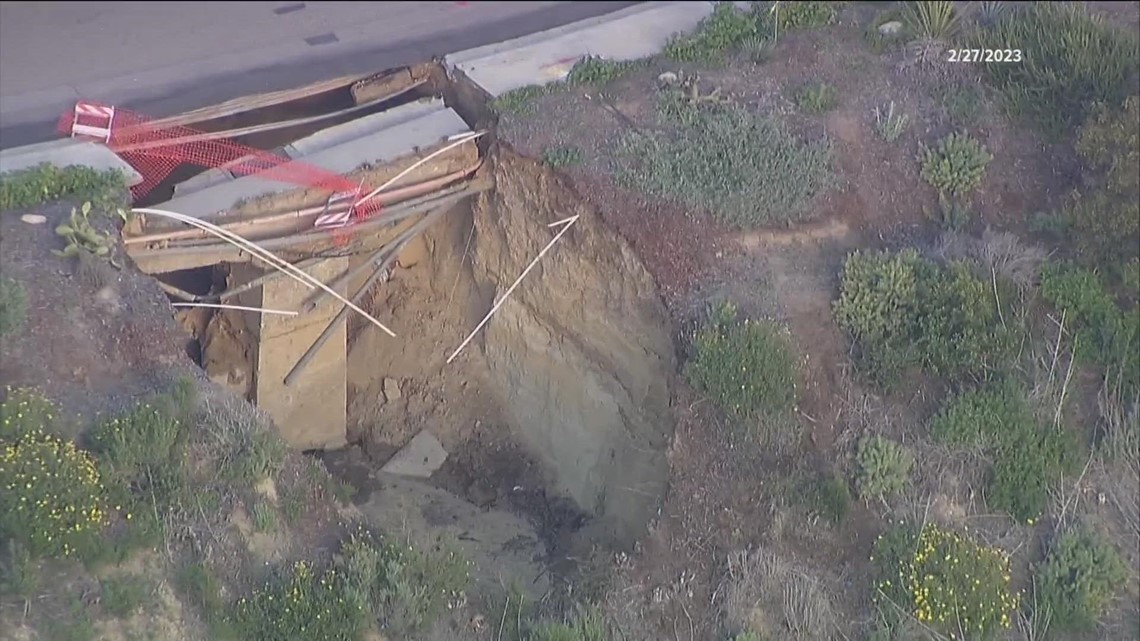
top-left (138, 74), bottom-right (369, 131)
top-left (255, 258), bottom-right (349, 450)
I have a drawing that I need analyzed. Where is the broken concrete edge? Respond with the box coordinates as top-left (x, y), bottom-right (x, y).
top-left (443, 1), bottom-right (715, 98)
top-left (171, 99), bottom-right (450, 199)
top-left (0, 138), bottom-right (144, 186)
top-left (155, 104), bottom-right (472, 218)
top-left (379, 429), bottom-right (448, 479)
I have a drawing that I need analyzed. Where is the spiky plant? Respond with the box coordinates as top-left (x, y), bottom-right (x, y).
top-left (901, 0), bottom-right (966, 42)
top-left (743, 35), bottom-right (776, 64)
top-left (975, 1), bottom-right (1009, 29)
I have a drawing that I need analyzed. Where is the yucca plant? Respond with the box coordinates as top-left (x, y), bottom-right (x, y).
top-left (975, 1), bottom-right (1009, 29)
top-left (743, 35), bottom-right (776, 64)
top-left (900, 0), bottom-right (967, 42)
top-left (873, 101), bottom-right (910, 142)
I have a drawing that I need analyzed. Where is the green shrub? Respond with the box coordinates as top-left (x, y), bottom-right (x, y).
top-left (664, 1), bottom-right (760, 64)
top-left (88, 381), bottom-right (198, 530)
top-left (805, 470), bottom-right (851, 525)
top-left (280, 484), bottom-right (307, 525)
top-left (0, 163), bottom-right (126, 212)
top-left (873, 522), bottom-right (1017, 639)
top-left (252, 501), bottom-right (277, 533)
top-left (1077, 96), bottom-right (1140, 197)
top-left (974, 1), bottom-right (1010, 30)
top-left (0, 539), bottom-right (39, 598)
top-left (492, 84), bottom-right (556, 116)
top-left (1069, 97), bottom-right (1140, 271)
top-left (176, 562), bottom-right (233, 638)
top-left (42, 599), bottom-right (97, 641)
top-left (833, 249), bottom-right (1015, 386)
top-left (1035, 527), bottom-right (1129, 632)
top-left (855, 435), bottom-right (913, 502)
top-left (976, 3), bottom-right (1139, 138)
top-left (743, 34), bottom-right (776, 64)
top-left (341, 527), bottom-right (470, 637)
top-left (873, 101), bottom-right (910, 142)
top-left (0, 387), bottom-right (58, 442)
top-left (928, 193), bottom-right (973, 232)
top-left (685, 302), bottom-right (797, 419)
top-left (222, 427), bottom-right (286, 487)
top-left (0, 390), bottom-right (106, 559)
top-left (566, 56), bottom-right (645, 86)
top-left (793, 82), bottom-right (839, 113)
top-left (100, 574), bottom-right (153, 618)
top-left (900, 0), bottom-right (965, 42)
top-left (0, 277), bottom-right (27, 339)
top-left (1124, 258), bottom-right (1140, 303)
top-left (1040, 262), bottom-right (1139, 398)
top-left (932, 380), bottom-right (1081, 521)
top-left (773, 1), bottom-right (837, 31)
top-left (231, 560), bottom-right (366, 641)
top-left (527, 608), bottom-right (611, 641)
top-left (618, 97), bottom-right (833, 227)
top-left (542, 146), bottom-right (584, 167)
top-left (919, 132), bottom-right (993, 199)
top-left (935, 81), bottom-right (987, 128)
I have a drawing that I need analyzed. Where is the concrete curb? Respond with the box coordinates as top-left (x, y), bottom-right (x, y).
top-left (444, 1), bottom-right (714, 97)
top-left (0, 139), bottom-right (143, 185)
top-left (156, 102), bottom-right (470, 218)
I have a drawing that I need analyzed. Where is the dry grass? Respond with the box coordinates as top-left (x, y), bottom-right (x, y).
top-left (721, 546), bottom-right (840, 640)
top-left (936, 229), bottom-right (1048, 292)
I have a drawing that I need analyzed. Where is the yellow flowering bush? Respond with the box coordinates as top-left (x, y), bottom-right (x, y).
top-left (231, 560), bottom-right (367, 641)
top-left (0, 390), bottom-right (105, 558)
top-left (873, 523), bottom-right (1017, 640)
top-left (0, 387), bottom-right (58, 441)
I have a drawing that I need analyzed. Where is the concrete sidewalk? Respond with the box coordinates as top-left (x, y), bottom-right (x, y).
top-left (446, 1), bottom-right (714, 97)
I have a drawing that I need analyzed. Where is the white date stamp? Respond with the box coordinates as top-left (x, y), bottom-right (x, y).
top-left (948, 48), bottom-right (1023, 63)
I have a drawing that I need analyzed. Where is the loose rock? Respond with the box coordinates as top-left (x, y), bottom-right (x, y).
top-left (383, 377), bottom-right (402, 402)
top-left (878, 20), bottom-right (903, 35)
top-left (380, 430), bottom-right (448, 478)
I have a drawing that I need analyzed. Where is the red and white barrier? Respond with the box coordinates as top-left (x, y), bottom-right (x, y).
top-left (70, 101), bottom-right (116, 142)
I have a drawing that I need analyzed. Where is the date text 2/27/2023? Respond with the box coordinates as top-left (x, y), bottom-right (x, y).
top-left (948, 48), bottom-right (1023, 62)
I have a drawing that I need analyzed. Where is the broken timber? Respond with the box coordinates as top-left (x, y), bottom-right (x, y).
top-left (132, 72), bottom-right (481, 451)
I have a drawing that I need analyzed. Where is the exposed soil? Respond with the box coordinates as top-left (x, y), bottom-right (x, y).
top-left (339, 148), bottom-right (678, 554)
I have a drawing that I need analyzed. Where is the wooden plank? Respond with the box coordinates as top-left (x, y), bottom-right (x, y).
top-left (114, 80), bottom-right (427, 153)
top-left (256, 258), bottom-right (349, 450)
top-left (133, 74), bottom-right (370, 131)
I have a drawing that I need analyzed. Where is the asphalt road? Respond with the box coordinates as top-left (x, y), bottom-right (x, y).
top-left (0, 1), bottom-right (639, 150)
